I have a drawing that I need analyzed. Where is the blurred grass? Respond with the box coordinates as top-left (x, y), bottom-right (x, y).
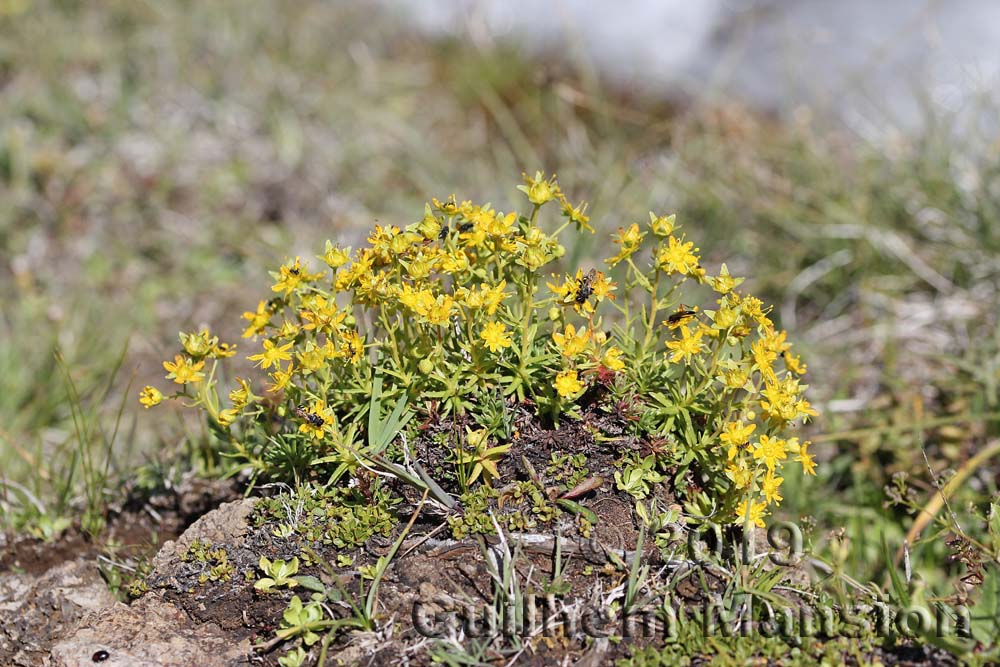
top-left (0, 0), bottom-right (998, 609)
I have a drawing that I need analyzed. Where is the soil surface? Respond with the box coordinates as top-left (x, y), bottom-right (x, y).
top-left (0, 424), bottom-right (967, 666)
top-left (0, 475), bottom-right (242, 667)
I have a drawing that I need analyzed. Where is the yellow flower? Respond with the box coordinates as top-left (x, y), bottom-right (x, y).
top-left (708, 263), bottom-right (744, 294)
top-left (517, 171), bottom-right (559, 206)
top-left (340, 330), bottom-right (364, 364)
top-left (355, 270), bottom-right (394, 304)
top-left (458, 282), bottom-right (508, 315)
top-left (718, 365), bottom-right (750, 391)
top-left (752, 339), bottom-right (778, 386)
top-left (784, 352), bottom-right (807, 375)
top-left (300, 295), bottom-right (345, 334)
top-left (163, 355), bottom-right (205, 385)
top-left (229, 378), bottom-right (253, 410)
top-left (139, 386), bottom-right (163, 408)
top-left (482, 281), bottom-right (508, 314)
top-left (335, 252), bottom-right (373, 291)
top-left (738, 294), bottom-right (772, 327)
top-left (554, 370), bottom-right (584, 398)
top-left (710, 306), bottom-right (739, 331)
top-left (762, 328), bottom-right (792, 356)
top-left (752, 435), bottom-right (787, 472)
top-left (398, 284), bottom-right (430, 313)
top-left (602, 347), bottom-right (626, 371)
top-left (480, 321), bottom-right (513, 353)
top-left (440, 250), bottom-right (470, 274)
top-left (367, 224), bottom-right (402, 261)
top-left (212, 342), bottom-right (237, 358)
top-left (297, 400), bottom-right (335, 441)
top-left (589, 271), bottom-right (615, 301)
top-left (271, 257), bottom-right (320, 296)
top-left (559, 197), bottom-right (593, 233)
top-left (218, 409), bottom-right (238, 427)
top-left (665, 325), bottom-right (704, 363)
top-left (720, 421), bottom-right (756, 460)
top-left (297, 342), bottom-right (327, 374)
top-left (734, 499), bottom-right (767, 528)
top-left (519, 244), bottom-right (551, 271)
top-left (558, 269), bottom-right (616, 314)
top-left (424, 294), bottom-right (455, 326)
top-left (552, 323), bottom-right (591, 358)
top-left (656, 235), bottom-right (700, 275)
top-left (248, 339), bottom-right (294, 369)
top-left (482, 210), bottom-right (517, 238)
top-left (546, 275), bottom-right (574, 301)
top-left (432, 195), bottom-right (460, 215)
top-left (520, 226), bottom-right (550, 248)
top-left (415, 204), bottom-right (441, 239)
top-left (276, 320), bottom-right (301, 339)
top-left (268, 363), bottom-right (294, 393)
top-left (796, 398), bottom-right (818, 422)
top-left (320, 240), bottom-right (350, 268)
top-left (795, 440), bottom-right (817, 476)
top-left (179, 329), bottom-right (217, 358)
top-left (761, 472), bottom-right (784, 505)
top-left (648, 212), bottom-right (675, 236)
top-left (605, 224), bottom-right (645, 267)
top-left (400, 287), bottom-right (449, 321)
top-left (242, 300), bottom-right (271, 338)
top-left (403, 251), bottom-right (435, 281)
top-left (725, 460), bottom-right (753, 489)
top-left (760, 375), bottom-right (817, 423)
top-left (458, 219), bottom-right (487, 249)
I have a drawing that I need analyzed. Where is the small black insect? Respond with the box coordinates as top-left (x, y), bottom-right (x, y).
top-left (666, 307), bottom-right (697, 325)
top-left (293, 404), bottom-right (325, 428)
top-left (288, 266), bottom-right (301, 276)
top-left (438, 223), bottom-right (450, 240)
top-left (457, 221), bottom-right (475, 233)
top-left (92, 650), bottom-right (110, 663)
top-left (575, 269), bottom-right (597, 304)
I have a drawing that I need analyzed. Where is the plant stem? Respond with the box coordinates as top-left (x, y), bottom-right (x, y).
top-left (898, 438), bottom-right (1000, 562)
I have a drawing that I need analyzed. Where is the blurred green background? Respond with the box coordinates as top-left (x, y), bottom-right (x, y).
top-left (1, 0), bottom-right (998, 596)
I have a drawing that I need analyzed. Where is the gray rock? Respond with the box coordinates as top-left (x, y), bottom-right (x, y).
top-left (46, 595), bottom-right (250, 667)
top-left (0, 559), bottom-right (117, 667)
top-left (46, 498), bottom-right (259, 667)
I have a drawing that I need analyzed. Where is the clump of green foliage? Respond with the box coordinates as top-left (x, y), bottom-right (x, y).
top-left (98, 541), bottom-right (154, 600)
top-left (447, 480), bottom-right (563, 539)
top-left (182, 539), bottom-right (234, 586)
top-left (147, 174), bottom-right (816, 526)
top-left (252, 484), bottom-right (397, 549)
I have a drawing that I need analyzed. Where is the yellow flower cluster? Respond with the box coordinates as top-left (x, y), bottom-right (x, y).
top-left (145, 174), bottom-right (817, 525)
top-left (596, 208), bottom-right (817, 523)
